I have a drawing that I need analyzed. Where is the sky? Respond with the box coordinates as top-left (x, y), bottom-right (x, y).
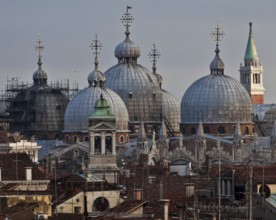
top-left (0, 0), bottom-right (276, 103)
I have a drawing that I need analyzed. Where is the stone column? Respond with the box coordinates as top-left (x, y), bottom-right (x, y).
top-left (90, 133), bottom-right (95, 155)
top-left (112, 132), bottom-right (116, 155)
top-left (101, 132), bottom-right (106, 155)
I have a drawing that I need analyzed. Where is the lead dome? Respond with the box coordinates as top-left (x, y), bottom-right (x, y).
top-left (181, 25), bottom-right (253, 135)
top-left (105, 7), bottom-right (163, 133)
top-left (64, 36), bottom-right (129, 142)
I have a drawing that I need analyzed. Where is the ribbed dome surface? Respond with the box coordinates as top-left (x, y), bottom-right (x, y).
top-left (64, 86), bottom-right (129, 132)
top-left (33, 69), bottom-right (48, 81)
top-left (162, 89), bottom-right (180, 132)
top-left (105, 63), bottom-right (162, 123)
top-left (181, 74), bottom-right (252, 123)
top-left (115, 37), bottom-right (141, 59)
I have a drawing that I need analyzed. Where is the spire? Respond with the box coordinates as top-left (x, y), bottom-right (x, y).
top-left (137, 121), bottom-right (147, 142)
top-left (197, 120), bottom-right (205, 137)
top-left (121, 6), bottom-right (134, 38)
top-left (159, 118), bottom-right (167, 140)
top-left (90, 33), bottom-right (102, 70)
top-left (244, 22), bottom-right (258, 61)
top-left (210, 24), bottom-right (225, 75)
top-left (233, 121), bottom-right (242, 144)
top-left (35, 38), bottom-right (44, 70)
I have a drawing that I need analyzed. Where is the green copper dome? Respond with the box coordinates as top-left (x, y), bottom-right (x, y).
top-left (244, 22), bottom-right (258, 60)
top-left (90, 95), bottom-right (116, 119)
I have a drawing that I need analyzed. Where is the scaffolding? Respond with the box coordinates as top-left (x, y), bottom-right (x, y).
top-left (0, 77), bottom-right (79, 138)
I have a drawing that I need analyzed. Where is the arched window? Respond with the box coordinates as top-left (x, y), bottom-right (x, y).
top-left (84, 136), bottom-right (89, 142)
top-left (129, 126), bottom-right (134, 134)
top-left (66, 135), bottom-right (69, 143)
top-left (204, 126), bottom-right (210, 134)
top-left (95, 136), bottom-right (101, 154)
top-left (106, 136), bottom-right (112, 153)
top-left (244, 127), bottom-right (249, 135)
top-left (93, 197), bottom-right (109, 212)
top-left (217, 126), bottom-right (225, 134)
top-left (182, 127), bottom-right (186, 134)
top-left (191, 127), bottom-right (196, 134)
top-left (120, 136), bottom-right (124, 143)
top-left (73, 136), bottom-right (78, 143)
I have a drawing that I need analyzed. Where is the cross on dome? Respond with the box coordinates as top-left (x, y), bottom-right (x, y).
top-left (35, 38), bottom-right (44, 68)
top-left (148, 44), bottom-right (160, 73)
top-left (121, 6), bottom-right (134, 36)
top-left (210, 23), bottom-right (225, 48)
top-left (90, 34), bottom-right (102, 69)
top-left (35, 38), bottom-right (44, 57)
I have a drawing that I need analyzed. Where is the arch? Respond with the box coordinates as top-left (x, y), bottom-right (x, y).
top-left (73, 136), bottom-right (78, 143)
top-left (244, 127), bottom-right (249, 135)
top-left (203, 126), bottom-right (210, 134)
top-left (95, 136), bottom-right (101, 154)
top-left (105, 136), bottom-right (112, 153)
top-left (182, 127), bottom-right (186, 134)
top-left (84, 136), bottom-right (89, 142)
top-left (217, 126), bottom-right (225, 134)
top-left (93, 197), bottom-right (109, 212)
top-left (191, 127), bottom-right (196, 134)
top-left (129, 126), bottom-right (134, 134)
top-left (120, 135), bottom-right (124, 143)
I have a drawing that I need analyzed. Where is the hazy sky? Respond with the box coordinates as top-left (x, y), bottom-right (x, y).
top-left (0, 0), bottom-right (276, 103)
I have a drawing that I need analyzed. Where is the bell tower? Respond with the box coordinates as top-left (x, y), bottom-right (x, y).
top-left (240, 22), bottom-right (265, 104)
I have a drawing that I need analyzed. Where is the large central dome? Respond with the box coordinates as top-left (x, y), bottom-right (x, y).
top-left (105, 7), bottom-right (162, 132)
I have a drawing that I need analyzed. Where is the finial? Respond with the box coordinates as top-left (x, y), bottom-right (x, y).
top-left (90, 33), bottom-right (102, 69)
top-left (249, 22), bottom-right (252, 33)
top-left (35, 38), bottom-right (44, 69)
top-left (210, 23), bottom-right (225, 54)
top-left (148, 43), bottom-right (160, 73)
top-left (121, 6), bottom-right (134, 37)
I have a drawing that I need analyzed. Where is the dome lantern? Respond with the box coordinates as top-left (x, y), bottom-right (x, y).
top-left (210, 24), bottom-right (225, 75)
top-left (33, 38), bottom-right (48, 86)
top-left (114, 6), bottom-right (141, 63)
top-left (88, 34), bottom-right (106, 87)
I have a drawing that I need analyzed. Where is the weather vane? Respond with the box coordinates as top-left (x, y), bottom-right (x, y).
top-left (121, 6), bottom-right (134, 35)
top-left (35, 38), bottom-right (44, 57)
top-left (210, 23), bottom-right (225, 46)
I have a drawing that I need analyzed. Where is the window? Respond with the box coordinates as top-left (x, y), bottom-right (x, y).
top-left (204, 126), bottom-right (210, 133)
top-left (93, 197), bottom-right (109, 212)
top-left (74, 206), bottom-right (81, 213)
top-left (120, 136), bottom-right (124, 143)
top-left (191, 127), bottom-right (196, 134)
top-left (217, 126), bottom-right (225, 134)
top-left (209, 188), bottom-right (214, 198)
top-left (244, 127), bottom-right (249, 135)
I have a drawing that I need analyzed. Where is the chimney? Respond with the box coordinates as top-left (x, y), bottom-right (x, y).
top-left (159, 199), bottom-right (170, 220)
top-left (25, 167), bottom-right (32, 181)
top-left (134, 189), bottom-right (142, 200)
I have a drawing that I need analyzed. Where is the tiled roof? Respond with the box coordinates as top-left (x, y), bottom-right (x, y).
top-left (108, 200), bottom-right (147, 214)
top-left (0, 153), bottom-right (46, 181)
top-left (0, 202), bottom-right (38, 218)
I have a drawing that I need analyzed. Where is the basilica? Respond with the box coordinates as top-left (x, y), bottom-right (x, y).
top-left (1, 6), bottom-right (276, 220)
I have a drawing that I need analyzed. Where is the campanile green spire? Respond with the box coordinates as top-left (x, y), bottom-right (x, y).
top-left (244, 22), bottom-right (258, 61)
